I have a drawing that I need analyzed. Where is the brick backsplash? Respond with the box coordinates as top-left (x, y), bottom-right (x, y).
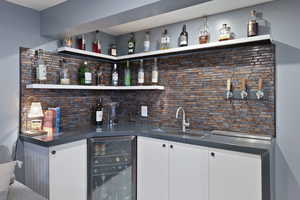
top-left (20, 42), bottom-right (275, 136)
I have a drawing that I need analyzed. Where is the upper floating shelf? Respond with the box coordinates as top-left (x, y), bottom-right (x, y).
top-left (26, 84), bottom-right (165, 90)
top-left (57, 35), bottom-right (271, 61)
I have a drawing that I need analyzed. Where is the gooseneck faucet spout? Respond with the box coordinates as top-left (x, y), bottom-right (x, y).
top-left (176, 107), bottom-right (190, 132)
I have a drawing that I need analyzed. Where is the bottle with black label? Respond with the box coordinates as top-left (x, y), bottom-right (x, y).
top-left (95, 98), bottom-right (104, 126)
top-left (247, 10), bottom-right (258, 37)
top-left (128, 33), bottom-right (136, 54)
top-left (112, 64), bottom-right (119, 86)
top-left (179, 24), bottom-right (188, 47)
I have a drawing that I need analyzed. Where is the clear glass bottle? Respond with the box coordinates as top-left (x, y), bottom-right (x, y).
top-left (128, 33), bottom-right (136, 54)
top-left (138, 59), bottom-right (145, 85)
top-left (124, 61), bottom-right (131, 86)
top-left (144, 31), bottom-right (151, 52)
top-left (36, 50), bottom-right (47, 83)
top-left (199, 17), bottom-right (209, 44)
top-left (109, 44), bottom-right (117, 56)
top-left (60, 59), bottom-right (70, 85)
top-left (160, 29), bottom-right (170, 50)
top-left (93, 30), bottom-right (102, 53)
top-left (179, 24), bottom-right (188, 47)
top-left (248, 10), bottom-right (258, 37)
top-left (219, 24), bottom-right (232, 41)
top-left (152, 58), bottom-right (159, 85)
top-left (96, 67), bottom-right (104, 86)
top-left (112, 64), bottom-right (118, 86)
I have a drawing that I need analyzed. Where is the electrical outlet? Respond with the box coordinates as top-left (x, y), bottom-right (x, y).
top-left (141, 106), bottom-right (148, 117)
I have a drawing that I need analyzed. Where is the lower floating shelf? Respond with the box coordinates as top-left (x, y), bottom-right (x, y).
top-left (26, 84), bottom-right (165, 90)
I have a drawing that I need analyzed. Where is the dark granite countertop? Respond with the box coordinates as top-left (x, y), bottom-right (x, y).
top-left (19, 123), bottom-right (274, 155)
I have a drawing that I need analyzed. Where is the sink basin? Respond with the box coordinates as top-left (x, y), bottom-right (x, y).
top-left (153, 129), bottom-right (208, 139)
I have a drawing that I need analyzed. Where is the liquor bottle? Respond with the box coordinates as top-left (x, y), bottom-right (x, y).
top-left (60, 59), bottom-right (70, 85)
top-left (112, 64), bottom-right (119, 86)
top-left (219, 24), bottom-right (232, 41)
top-left (152, 58), bottom-right (159, 85)
top-left (78, 61), bottom-right (92, 85)
top-left (160, 29), bottom-right (170, 50)
top-left (199, 16), bottom-right (209, 44)
top-left (95, 98), bottom-right (104, 126)
top-left (179, 24), bottom-right (188, 47)
top-left (124, 61), bottom-right (131, 86)
top-left (77, 34), bottom-right (86, 50)
top-left (128, 33), bottom-right (136, 54)
top-left (247, 10), bottom-right (258, 37)
top-left (109, 44), bottom-right (117, 56)
top-left (36, 50), bottom-right (47, 83)
top-left (144, 31), bottom-right (150, 52)
top-left (138, 59), bottom-right (145, 85)
top-left (93, 30), bottom-right (102, 53)
top-left (96, 67), bottom-right (104, 86)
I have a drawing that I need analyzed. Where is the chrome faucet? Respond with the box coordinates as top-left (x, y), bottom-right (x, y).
top-left (176, 107), bottom-right (190, 132)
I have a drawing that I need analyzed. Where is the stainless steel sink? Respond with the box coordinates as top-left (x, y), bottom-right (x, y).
top-left (153, 129), bottom-right (209, 139)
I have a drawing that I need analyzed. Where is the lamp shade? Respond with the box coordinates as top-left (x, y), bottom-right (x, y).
top-left (28, 102), bottom-right (44, 118)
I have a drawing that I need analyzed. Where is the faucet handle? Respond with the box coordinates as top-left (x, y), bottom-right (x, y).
top-left (185, 119), bottom-right (190, 127)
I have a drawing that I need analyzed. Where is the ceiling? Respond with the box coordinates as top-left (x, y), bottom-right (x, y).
top-left (6, 0), bottom-right (68, 11)
top-left (103, 0), bottom-right (273, 35)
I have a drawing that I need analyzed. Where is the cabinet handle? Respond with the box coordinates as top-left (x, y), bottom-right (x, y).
top-left (51, 151), bottom-right (56, 155)
top-left (162, 144), bottom-right (166, 148)
top-left (211, 152), bottom-right (215, 157)
top-left (170, 145), bottom-right (174, 149)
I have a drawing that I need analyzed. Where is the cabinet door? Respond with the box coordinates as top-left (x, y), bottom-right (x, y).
top-left (209, 150), bottom-right (262, 200)
top-left (169, 142), bottom-right (209, 200)
top-left (49, 140), bottom-right (87, 200)
top-left (137, 137), bottom-right (169, 200)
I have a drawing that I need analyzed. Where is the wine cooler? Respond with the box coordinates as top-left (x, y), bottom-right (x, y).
top-left (87, 136), bottom-right (137, 200)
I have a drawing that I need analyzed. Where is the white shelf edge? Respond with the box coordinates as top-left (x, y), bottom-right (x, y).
top-left (26, 84), bottom-right (165, 90)
top-left (57, 35), bottom-right (271, 61)
top-left (57, 47), bottom-right (118, 60)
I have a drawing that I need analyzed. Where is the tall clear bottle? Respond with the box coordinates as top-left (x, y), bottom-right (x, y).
top-left (144, 31), bottom-right (151, 52)
top-left (112, 64), bottom-right (119, 86)
top-left (93, 30), bottom-right (102, 53)
top-left (152, 58), bottom-right (159, 85)
top-left (138, 59), bottom-right (145, 85)
top-left (124, 61), bottom-right (131, 86)
top-left (36, 49), bottom-right (47, 83)
top-left (160, 29), bottom-right (170, 50)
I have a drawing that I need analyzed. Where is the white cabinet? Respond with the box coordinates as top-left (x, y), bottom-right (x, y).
top-left (137, 137), bottom-right (209, 200)
top-left (49, 140), bottom-right (87, 200)
top-left (209, 149), bottom-right (262, 200)
top-left (137, 137), bottom-right (169, 200)
top-left (24, 140), bottom-right (87, 200)
top-left (169, 143), bottom-right (209, 200)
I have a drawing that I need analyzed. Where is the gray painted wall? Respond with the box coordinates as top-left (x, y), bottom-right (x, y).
top-left (118, 1), bottom-right (300, 199)
top-left (0, 1), bottom-right (56, 153)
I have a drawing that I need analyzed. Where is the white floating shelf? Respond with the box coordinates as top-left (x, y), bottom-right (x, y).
top-left (26, 84), bottom-right (165, 90)
top-left (57, 35), bottom-right (271, 61)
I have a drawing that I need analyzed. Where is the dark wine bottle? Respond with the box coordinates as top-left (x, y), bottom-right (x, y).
top-left (95, 98), bottom-right (104, 126)
top-left (179, 24), bottom-right (188, 47)
top-left (128, 33), bottom-right (136, 54)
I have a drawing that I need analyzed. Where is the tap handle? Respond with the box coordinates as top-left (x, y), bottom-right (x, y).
top-left (258, 78), bottom-right (263, 90)
top-left (241, 78), bottom-right (247, 91)
top-left (226, 79), bottom-right (232, 91)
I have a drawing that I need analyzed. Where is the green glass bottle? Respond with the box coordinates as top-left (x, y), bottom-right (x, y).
top-left (78, 61), bottom-right (92, 85)
top-left (124, 61), bottom-right (131, 86)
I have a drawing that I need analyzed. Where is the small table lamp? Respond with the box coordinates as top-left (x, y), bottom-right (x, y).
top-left (27, 102), bottom-right (45, 135)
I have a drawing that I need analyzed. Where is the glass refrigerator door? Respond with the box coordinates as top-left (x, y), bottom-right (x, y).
top-left (88, 136), bottom-right (136, 200)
